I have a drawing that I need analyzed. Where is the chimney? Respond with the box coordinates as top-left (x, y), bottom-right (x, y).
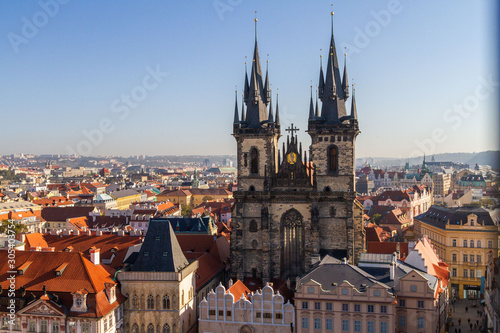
top-left (42, 247), bottom-right (55, 252)
top-left (18, 233), bottom-right (26, 244)
top-left (343, 257), bottom-right (348, 265)
top-left (96, 230), bottom-right (102, 236)
top-left (390, 252), bottom-right (397, 281)
top-left (30, 246), bottom-right (41, 252)
top-left (74, 230), bottom-right (80, 236)
top-left (228, 279), bottom-right (233, 288)
top-left (117, 230), bottom-right (124, 236)
top-left (90, 247), bottom-right (100, 265)
top-left (86, 230), bottom-right (91, 236)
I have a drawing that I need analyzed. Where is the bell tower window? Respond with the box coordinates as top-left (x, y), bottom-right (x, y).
top-left (328, 145), bottom-right (338, 172)
top-left (250, 148), bottom-right (259, 174)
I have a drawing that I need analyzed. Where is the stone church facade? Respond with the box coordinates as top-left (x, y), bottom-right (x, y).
top-left (230, 17), bottom-right (365, 282)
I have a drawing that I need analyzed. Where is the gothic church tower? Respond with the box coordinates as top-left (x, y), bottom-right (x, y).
top-left (231, 14), bottom-right (364, 283)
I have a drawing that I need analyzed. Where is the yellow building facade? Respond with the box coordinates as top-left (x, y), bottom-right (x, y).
top-left (414, 206), bottom-right (499, 299)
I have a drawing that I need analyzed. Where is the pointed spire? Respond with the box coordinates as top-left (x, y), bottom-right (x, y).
top-left (318, 53), bottom-right (325, 97)
top-left (233, 89), bottom-right (239, 124)
top-left (241, 93), bottom-right (246, 122)
top-left (245, 14), bottom-right (268, 127)
top-left (315, 90), bottom-right (320, 117)
top-left (342, 52), bottom-right (349, 100)
top-left (268, 92), bottom-right (274, 123)
top-left (350, 85), bottom-right (358, 120)
top-left (317, 10), bottom-right (347, 123)
top-left (308, 85), bottom-right (315, 121)
top-left (275, 93), bottom-right (280, 127)
top-left (264, 57), bottom-right (270, 105)
top-left (244, 60), bottom-right (249, 102)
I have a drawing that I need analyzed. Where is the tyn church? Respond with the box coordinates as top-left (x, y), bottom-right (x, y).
top-left (230, 15), bottom-right (365, 282)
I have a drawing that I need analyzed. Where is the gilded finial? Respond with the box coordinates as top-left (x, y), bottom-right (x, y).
top-left (254, 11), bottom-right (258, 42)
top-left (331, 3), bottom-right (334, 34)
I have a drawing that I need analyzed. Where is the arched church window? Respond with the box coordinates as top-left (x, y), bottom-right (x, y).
top-left (328, 146), bottom-right (338, 172)
top-left (240, 325), bottom-right (253, 333)
top-left (250, 148), bottom-right (259, 174)
top-left (281, 209), bottom-right (304, 277)
top-left (162, 324), bottom-right (170, 333)
top-left (162, 295), bottom-right (170, 309)
top-left (147, 295), bottom-right (154, 309)
top-left (324, 186), bottom-right (331, 192)
top-left (132, 324), bottom-right (139, 333)
top-left (252, 240), bottom-right (258, 249)
top-left (147, 324), bottom-right (154, 333)
top-left (249, 220), bottom-right (258, 232)
top-left (132, 294), bottom-right (138, 309)
top-left (249, 186), bottom-right (255, 192)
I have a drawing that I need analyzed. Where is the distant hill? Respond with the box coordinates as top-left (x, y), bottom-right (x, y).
top-left (357, 150), bottom-right (500, 169)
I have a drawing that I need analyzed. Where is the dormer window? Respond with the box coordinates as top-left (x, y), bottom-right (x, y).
top-left (105, 283), bottom-right (117, 304)
top-left (71, 290), bottom-right (88, 312)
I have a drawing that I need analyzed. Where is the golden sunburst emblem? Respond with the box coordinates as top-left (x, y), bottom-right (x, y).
top-left (287, 152), bottom-right (297, 165)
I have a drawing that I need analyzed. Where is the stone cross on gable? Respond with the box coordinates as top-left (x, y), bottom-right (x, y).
top-left (285, 123), bottom-right (299, 137)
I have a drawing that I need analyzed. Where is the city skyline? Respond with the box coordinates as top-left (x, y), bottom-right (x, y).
top-left (0, 1), bottom-right (498, 158)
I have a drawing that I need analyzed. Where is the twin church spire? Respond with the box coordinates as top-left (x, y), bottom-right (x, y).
top-left (314, 11), bottom-right (356, 125)
top-left (234, 10), bottom-right (357, 131)
top-left (234, 17), bottom-right (279, 130)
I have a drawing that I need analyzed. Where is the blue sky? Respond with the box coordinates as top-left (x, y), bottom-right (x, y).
top-left (0, 0), bottom-right (497, 158)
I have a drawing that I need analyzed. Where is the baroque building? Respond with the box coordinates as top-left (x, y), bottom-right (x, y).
top-left (230, 15), bottom-right (365, 282)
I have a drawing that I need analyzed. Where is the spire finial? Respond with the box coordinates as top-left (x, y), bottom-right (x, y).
top-left (331, 4), bottom-right (334, 35)
top-left (254, 11), bottom-right (258, 42)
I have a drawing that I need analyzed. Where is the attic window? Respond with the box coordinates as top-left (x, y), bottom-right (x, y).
top-left (144, 251), bottom-right (149, 256)
top-left (155, 236), bottom-right (160, 241)
top-left (17, 261), bottom-right (33, 275)
top-left (55, 263), bottom-right (68, 276)
top-left (163, 252), bottom-right (168, 256)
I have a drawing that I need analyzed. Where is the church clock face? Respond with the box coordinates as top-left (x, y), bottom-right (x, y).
top-left (287, 152), bottom-right (297, 165)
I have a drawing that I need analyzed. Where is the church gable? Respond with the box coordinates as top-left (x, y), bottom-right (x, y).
top-left (272, 126), bottom-right (313, 188)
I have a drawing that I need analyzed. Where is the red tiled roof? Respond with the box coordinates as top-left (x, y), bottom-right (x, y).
top-left (194, 253), bottom-right (224, 291)
top-left (24, 233), bottom-right (49, 249)
top-left (227, 280), bottom-right (251, 301)
top-left (0, 251), bottom-right (113, 294)
top-left (67, 216), bottom-right (89, 231)
top-left (33, 196), bottom-right (74, 207)
top-left (366, 241), bottom-right (409, 258)
top-left (43, 233), bottom-right (142, 270)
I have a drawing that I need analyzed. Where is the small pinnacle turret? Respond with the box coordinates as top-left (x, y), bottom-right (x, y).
top-left (308, 86), bottom-right (315, 121)
top-left (268, 92), bottom-right (274, 123)
top-left (264, 59), bottom-right (270, 105)
top-left (350, 86), bottom-right (358, 120)
top-left (241, 93), bottom-right (246, 122)
top-left (233, 90), bottom-right (239, 124)
top-left (342, 53), bottom-right (349, 100)
top-left (318, 54), bottom-right (324, 96)
top-left (275, 93), bottom-right (280, 127)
